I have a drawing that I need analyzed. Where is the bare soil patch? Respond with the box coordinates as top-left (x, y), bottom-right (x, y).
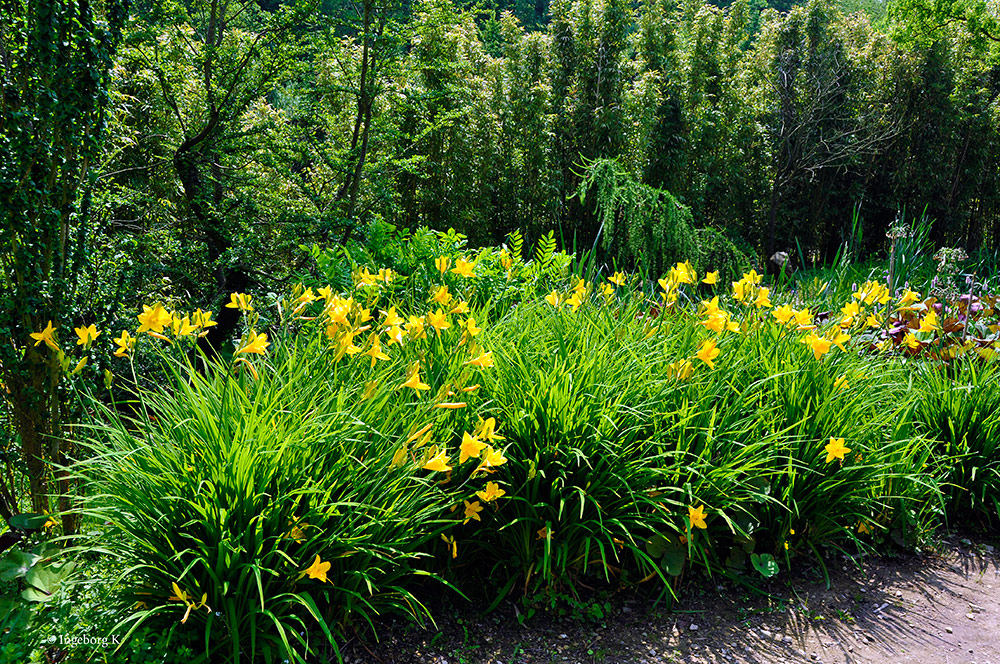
top-left (341, 535), bottom-right (1000, 664)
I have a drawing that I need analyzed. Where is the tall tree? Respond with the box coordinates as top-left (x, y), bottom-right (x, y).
top-left (0, 0), bottom-right (128, 523)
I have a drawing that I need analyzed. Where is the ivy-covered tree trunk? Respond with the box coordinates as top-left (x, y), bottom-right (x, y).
top-left (0, 0), bottom-right (128, 527)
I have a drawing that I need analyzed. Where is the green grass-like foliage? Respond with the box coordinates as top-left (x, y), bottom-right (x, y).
top-left (74, 343), bottom-right (451, 663)
top-left (468, 292), bottom-right (938, 598)
top-left (912, 361), bottom-right (1000, 527)
top-left (29, 247), bottom-right (998, 661)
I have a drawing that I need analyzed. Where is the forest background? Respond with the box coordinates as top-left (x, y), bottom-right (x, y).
top-left (2, 0), bottom-right (1000, 520)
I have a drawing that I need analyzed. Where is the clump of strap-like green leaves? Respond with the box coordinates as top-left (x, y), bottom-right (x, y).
top-left (74, 340), bottom-right (452, 663)
top-left (71, 255), bottom-right (1000, 659)
top-left (467, 284), bottom-right (939, 599)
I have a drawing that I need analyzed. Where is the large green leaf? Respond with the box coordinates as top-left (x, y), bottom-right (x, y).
top-left (0, 549), bottom-right (39, 582)
top-left (645, 534), bottom-right (686, 577)
top-left (22, 562), bottom-right (76, 603)
top-left (7, 513), bottom-right (50, 531)
top-left (751, 553), bottom-right (779, 578)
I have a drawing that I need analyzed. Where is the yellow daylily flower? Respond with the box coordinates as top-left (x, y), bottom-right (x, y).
top-left (459, 432), bottom-right (487, 463)
top-left (701, 311), bottom-right (730, 334)
top-left (773, 305), bottom-right (795, 326)
top-left (793, 308), bottom-right (815, 329)
top-left (701, 296), bottom-right (721, 317)
top-left (475, 417), bottom-right (505, 442)
top-left (853, 281), bottom-right (890, 305)
top-left (401, 366), bottom-right (431, 391)
top-left (824, 437), bottom-right (850, 464)
top-left (381, 307), bottom-right (405, 328)
top-left (841, 301), bottom-right (861, 318)
top-left (754, 287), bottom-right (772, 308)
top-left (545, 291), bottom-right (561, 307)
top-left (137, 304), bottom-right (173, 334)
top-left (286, 518), bottom-right (309, 544)
top-left (476, 481), bottom-right (506, 503)
top-left (449, 300), bottom-right (470, 314)
top-left (839, 301), bottom-right (861, 328)
top-left (463, 317), bottom-right (482, 338)
top-left (385, 325), bottom-right (405, 346)
top-left (191, 309), bottom-right (218, 333)
top-left (688, 504), bottom-right (708, 530)
top-left (295, 287), bottom-right (317, 305)
top-left (918, 310), bottom-right (939, 333)
top-left (899, 289), bottom-right (921, 306)
top-left (566, 291), bottom-right (584, 312)
top-left (435, 256), bottom-right (451, 275)
top-left (423, 451), bottom-right (452, 473)
top-left (463, 500), bottom-right (484, 524)
top-left (427, 309), bottom-right (451, 333)
top-left (235, 330), bottom-right (269, 355)
top-left (732, 279), bottom-right (751, 304)
top-left (465, 352), bottom-right (494, 368)
top-left (224, 292), bottom-right (253, 312)
top-left (742, 269), bottom-right (762, 286)
top-left (303, 555), bottom-right (331, 583)
top-left (674, 261), bottom-right (697, 284)
top-left (702, 271), bottom-right (719, 285)
top-left (451, 257), bottom-right (476, 278)
top-left (74, 324), bottom-right (100, 347)
top-left (171, 316), bottom-right (197, 337)
top-left (113, 330), bottom-right (135, 357)
top-left (829, 330), bottom-right (851, 352)
top-left (29, 320), bottom-right (59, 351)
top-left (479, 445), bottom-right (507, 470)
top-left (363, 333), bottom-right (390, 368)
top-left (696, 339), bottom-right (720, 369)
top-left (405, 315), bottom-right (427, 340)
top-left (431, 285), bottom-right (452, 305)
top-left (804, 332), bottom-right (831, 359)
top-left (327, 298), bottom-right (353, 326)
top-left (356, 268), bottom-right (378, 288)
top-left (608, 271), bottom-right (626, 286)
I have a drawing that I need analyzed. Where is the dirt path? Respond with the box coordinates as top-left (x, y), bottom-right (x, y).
top-left (343, 537), bottom-right (1000, 664)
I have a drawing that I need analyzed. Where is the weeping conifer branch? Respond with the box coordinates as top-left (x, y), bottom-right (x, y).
top-left (575, 157), bottom-right (699, 276)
